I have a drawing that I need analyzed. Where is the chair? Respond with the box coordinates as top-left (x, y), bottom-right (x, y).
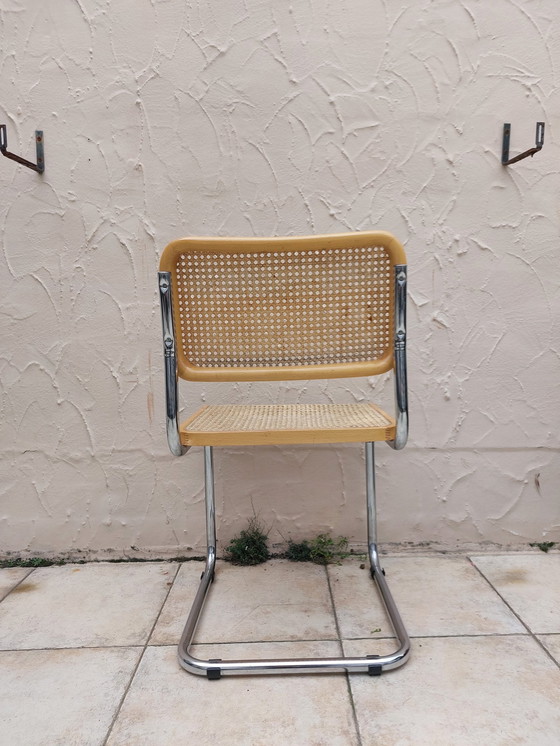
top-left (158, 231), bottom-right (410, 678)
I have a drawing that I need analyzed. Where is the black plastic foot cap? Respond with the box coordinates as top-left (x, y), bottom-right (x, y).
top-left (207, 659), bottom-right (222, 680)
top-left (367, 655), bottom-right (383, 676)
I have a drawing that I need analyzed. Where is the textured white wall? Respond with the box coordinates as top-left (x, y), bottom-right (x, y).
top-left (1, 0), bottom-right (559, 558)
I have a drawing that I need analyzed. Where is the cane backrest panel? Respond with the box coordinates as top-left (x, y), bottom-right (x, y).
top-left (159, 232), bottom-right (406, 382)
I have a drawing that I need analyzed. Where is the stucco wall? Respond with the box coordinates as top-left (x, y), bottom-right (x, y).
top-left (1, 0), bottom-right (559, 558)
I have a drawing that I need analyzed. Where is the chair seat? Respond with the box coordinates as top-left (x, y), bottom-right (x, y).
top-left (180, 403), bottom-right (395, 446)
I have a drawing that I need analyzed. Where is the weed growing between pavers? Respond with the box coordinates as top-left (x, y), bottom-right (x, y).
top-left (529, 541), bottom-right (557, 553)
top-left (285, 533), bottom-right (349, 565)
top-left (224, 517), bottom-right (270, 565)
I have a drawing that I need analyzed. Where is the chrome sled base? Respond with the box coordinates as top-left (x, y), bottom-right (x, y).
top-left (177, 443), bottom-right (411, 679)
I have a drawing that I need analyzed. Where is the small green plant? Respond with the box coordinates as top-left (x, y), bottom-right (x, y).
top-left (529, 541), bottom-right (557, 553)
top-left (285, 540), bottom-right (313, 562)
top-left (309, 533), bottom-right (349, 564)
top-left (225, 516), bottom-right (270, 565)
top-left (285, 533), bottom-right (349, 565)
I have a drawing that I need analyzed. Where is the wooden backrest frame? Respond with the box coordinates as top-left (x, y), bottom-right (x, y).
top-left (159, 232), bottom-right (407, 383)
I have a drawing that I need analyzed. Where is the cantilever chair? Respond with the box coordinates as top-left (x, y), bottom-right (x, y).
top-left (158, 231), bottom-right (409, 679)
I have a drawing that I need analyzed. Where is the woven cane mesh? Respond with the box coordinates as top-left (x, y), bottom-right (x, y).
top-left (174, 244), bottom-right (393, 371)
top-left (185, 403), bottom-right (393, 433)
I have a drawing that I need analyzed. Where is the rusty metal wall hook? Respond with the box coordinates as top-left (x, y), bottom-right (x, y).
top-left (502, 122), bottom-right (545, 166)
top-left (0, 125), bottom-right (45, 174)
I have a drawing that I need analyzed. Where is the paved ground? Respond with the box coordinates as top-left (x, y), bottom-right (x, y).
top-left (0, 552), bottom-right (559, 745)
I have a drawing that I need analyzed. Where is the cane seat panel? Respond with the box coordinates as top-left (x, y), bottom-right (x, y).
top-left (180, 402), bottom-right (395, 446)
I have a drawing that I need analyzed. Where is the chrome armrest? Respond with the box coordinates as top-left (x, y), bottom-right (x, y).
top-left (158, 271), bottom-right (188, 456)
top-left (388, 265), bottom-right (408, 450)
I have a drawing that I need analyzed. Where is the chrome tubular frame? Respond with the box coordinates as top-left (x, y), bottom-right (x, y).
top-left (158, 271), bottom-right (188, 457)
top-left (177, 443), bottom-right (411, 679)
top-left (365, 442), bottom-right (410, 654)
top-left (388, 264), bottom-right (408, 451)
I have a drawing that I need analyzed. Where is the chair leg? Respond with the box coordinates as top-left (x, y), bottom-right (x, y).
top-left (365, 442), bottom-right (411, 657)
top-left (177, 443), bottom-right (411, 678)
top-left (177, 447), bottom-right (216, 662)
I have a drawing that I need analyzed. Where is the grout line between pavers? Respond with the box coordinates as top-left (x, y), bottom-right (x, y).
top-left (101, 561), bottom-right (182, 746)
top-left (325, 564), bottom-right (363, 746)
top-left (343, 632), bottom-right (533, 642)
top-left (468, 557), bottom-right (560, 672)
top-left (0, 631), bottom-right (538, 655)
top-left (186, 636), bottom-right (340, 647)
top-left (0, 567), bottom-right (35, 603)
top-left (369, 550), bottom-right (558, 560)
top-left (0, 644), bottom-right (146, 653)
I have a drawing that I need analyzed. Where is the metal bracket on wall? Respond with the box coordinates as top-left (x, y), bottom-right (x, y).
top-left (0, 125), bottom-right (44, 174)
top-left (502, 122), bottom-right (545, 166)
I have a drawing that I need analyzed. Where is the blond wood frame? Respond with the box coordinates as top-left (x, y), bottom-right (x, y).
top-left (159, 232), bottom-right (406, 383)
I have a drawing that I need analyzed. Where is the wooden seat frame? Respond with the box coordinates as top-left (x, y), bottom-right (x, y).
top-left (158, 232), bottom-right (410, 678)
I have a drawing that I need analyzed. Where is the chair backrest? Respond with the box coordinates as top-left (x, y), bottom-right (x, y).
top-left (159, 232), bottom-right (406, 382)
